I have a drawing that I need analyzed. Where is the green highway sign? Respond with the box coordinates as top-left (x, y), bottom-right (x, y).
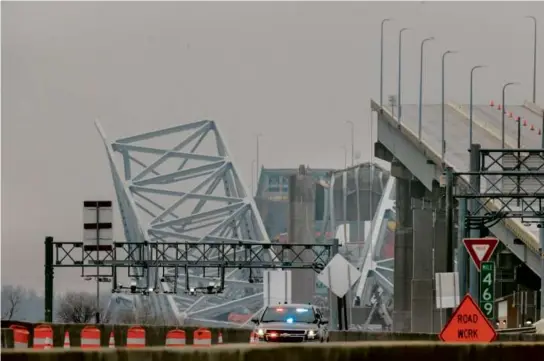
top-left (479, 261), bottom-right (495, 320)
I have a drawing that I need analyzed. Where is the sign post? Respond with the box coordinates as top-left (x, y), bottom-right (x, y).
top-left (479, 261), bottom-right (495, 320)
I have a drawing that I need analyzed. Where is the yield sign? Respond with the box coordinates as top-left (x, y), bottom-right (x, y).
top-left (463, 238), bottom-right (498, 271)
top-left (439, 294), bottom-right (497, 343)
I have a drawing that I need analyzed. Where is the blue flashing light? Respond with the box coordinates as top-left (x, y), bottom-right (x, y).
top-left (286, 317), bottom-right (294, 324)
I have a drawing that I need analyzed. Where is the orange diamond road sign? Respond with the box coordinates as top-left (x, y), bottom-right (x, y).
top-left (439, 294), bottom-right (497, 343)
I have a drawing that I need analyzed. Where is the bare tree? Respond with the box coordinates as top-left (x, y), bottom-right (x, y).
top-left (1, 285), bottom-right (26, 320)
top-left (56, 292), bottom-right (98, 323)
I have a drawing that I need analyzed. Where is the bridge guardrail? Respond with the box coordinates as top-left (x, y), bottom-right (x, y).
top-left (497, 327), bottom-right (536, 334)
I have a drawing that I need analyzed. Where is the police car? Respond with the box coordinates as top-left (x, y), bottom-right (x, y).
top-left (251, 303), bottom-right (329, 343)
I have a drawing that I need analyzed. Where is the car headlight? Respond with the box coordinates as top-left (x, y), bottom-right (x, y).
top-left (257, 328), bottom-right (265, 336)
top-left (307, 330), bottom-right (316, 337)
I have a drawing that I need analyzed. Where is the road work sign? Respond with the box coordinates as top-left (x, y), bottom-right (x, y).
top-left (439, 294), bottom-right (497, 343)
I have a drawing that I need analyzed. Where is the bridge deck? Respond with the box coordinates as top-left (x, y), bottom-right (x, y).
top-left (381, 102), bottom-right (540, 261)
top-left (456, 104), bottom-right (543, 149)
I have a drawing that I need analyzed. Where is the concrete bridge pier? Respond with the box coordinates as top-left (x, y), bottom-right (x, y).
top-left (391, 159), bottom-right (414, 332)
top-left (411, 189), bottom-right (434, 333)
top-left (392, 155), bottom-right (450, 333)
top-left (430, 182), bottom-right (449, 332)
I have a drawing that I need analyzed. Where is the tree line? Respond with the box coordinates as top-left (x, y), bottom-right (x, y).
top-left (1, 285), bottom-right (163, 325)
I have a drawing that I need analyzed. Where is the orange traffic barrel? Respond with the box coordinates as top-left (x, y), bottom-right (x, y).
top-left (249, 331), bottom-right (259, 344)
top-left (127, 326), bottom-right (146, 348)
top-left (9, 325), bottom-right (29, 349)
top-left (193, 328), bottom-right (211, 346)
top-left (108, 331), bottom-right (115, 348)
top-left (80, 325), bottom-right (101, 349)
top-left (63, 332), bottom-right (70, 349)
top-left (489, 100), bottom-right (494, 107)
top-left (33, 324), bottom-right (53, 349)
top-left (165, 329), bottom-right (186, 347)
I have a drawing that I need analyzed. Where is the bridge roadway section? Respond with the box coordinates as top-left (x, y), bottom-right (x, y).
top-left (371, 98), bottom-right (543, 332)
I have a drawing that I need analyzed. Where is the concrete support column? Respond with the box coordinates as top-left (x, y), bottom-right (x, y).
top-left (457, 198), bottom-right (469, 297)
top-left (411, 196), bottom-right (434, 333)
top-left (391, 159), bottom-right (413, 332)
top-left (432, 183), bottom-right (448, 332)
top-left (288, 166), bottom-right (316, 304)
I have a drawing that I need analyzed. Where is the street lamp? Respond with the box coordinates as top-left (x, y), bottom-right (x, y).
top-left (255, 133), bottom-right (262, 188)
top-left (397, 27), bottom-right (410, 124)
top-left (501, 82), bottom-right (519, 148)
top-left (525, 16), bottom-right (537, 104)
top-left (345, 120), bottom-right (355, 166)
top-left (441, 50), bottom-right (457, 164)
top-left (418, 36), bottom-right (434, 140)
top-left (251, 159), bottom-right (257, 196)
top-left (380, 18), bottom-right (392, 108)
top-left (469, 65), bottom-right (487, 147)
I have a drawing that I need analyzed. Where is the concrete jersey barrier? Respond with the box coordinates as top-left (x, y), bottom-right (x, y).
top-left (2, 342), bottom-right (544, 361)
top-left (2, 321), bottom-right (543, 348)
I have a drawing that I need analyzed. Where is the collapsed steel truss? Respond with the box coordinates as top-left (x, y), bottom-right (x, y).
top-left (88, 119), bottom-right (395, 327)
top-left (351, 174), bottom-right (395, 329)
top-left (95, 119), bottom-right (279, 326)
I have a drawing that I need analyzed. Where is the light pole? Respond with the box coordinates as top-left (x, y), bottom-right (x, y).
top-left (256, 133), bottom-right (262, 188)
top-left (525, 16), bottom-right (537, 104)
top-left (346, 120), bottom-right (355, 166)
top-left (501, 82), bottom-right (519, 148)
top-left (380, 18), bottom-right (392, 108)
top-left (251, 159), bottom-right (257, 196)
top-left (469, 65), bottom-right (486, 147)
top-left (441, 50), bottom-right (457, 164)
top-left (397, 27), bottom-right (410, 124)
top-left (342, 146), bottom-right (347, 169)
top-left (418, 36), bottom-right (434, 140)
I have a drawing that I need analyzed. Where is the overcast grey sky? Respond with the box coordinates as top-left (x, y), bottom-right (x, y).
top-left (2, 1), bottom-right (543, 292)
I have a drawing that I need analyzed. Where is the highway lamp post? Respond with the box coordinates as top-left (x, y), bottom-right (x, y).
top-left (256, 133), bottom-right (262, 189)
top-left (501, 82), bottom-right (518, 148)
top-left (525, 16), bottom-right (537, 104)
top-left (342, 145), bottom-right (348, 169)
top-left (441, 50), bottom-right (457, 164)
top-left (469, 65), bottom-right (486, 147)
top-left (345, 120), bottom-right (355, 166)
top-left (397, 27), bottom-right (410, 124)
top-left (251, 159), bottom-right (257, 196)
top-left (418, 36), bottom-right (434, 140)
top-left (380, 18), bottom-right (392, 108)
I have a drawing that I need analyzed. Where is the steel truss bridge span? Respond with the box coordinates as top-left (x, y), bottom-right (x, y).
top-left (90, 119), bottom-right (336, 327)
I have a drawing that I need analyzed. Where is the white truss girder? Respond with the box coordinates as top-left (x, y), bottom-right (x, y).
top-left (96, 119), bottom-right (271, 326)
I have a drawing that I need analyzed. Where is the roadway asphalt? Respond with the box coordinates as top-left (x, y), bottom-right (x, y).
top-left (396, 104), bottom-right (502, 172)
top-left (457, 104), bottom-right (544, 149)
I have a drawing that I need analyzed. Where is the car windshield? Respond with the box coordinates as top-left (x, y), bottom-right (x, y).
top-left (260, 306), bottom-right (316, 323)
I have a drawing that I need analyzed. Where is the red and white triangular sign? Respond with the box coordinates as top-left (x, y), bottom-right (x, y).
top-left (463, 238), bottom-right (498, 271)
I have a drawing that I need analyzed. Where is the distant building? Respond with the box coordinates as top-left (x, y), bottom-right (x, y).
top-left (254, 167), bottom-right (333, 241)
